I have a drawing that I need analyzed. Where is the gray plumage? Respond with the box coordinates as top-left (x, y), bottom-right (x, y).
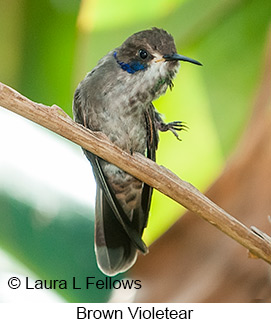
top-left (73, 27), bottom-right (201, 276)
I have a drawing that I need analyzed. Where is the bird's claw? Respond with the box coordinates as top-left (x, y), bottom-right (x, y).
top-left (157, 121), bottom-right (188, 141)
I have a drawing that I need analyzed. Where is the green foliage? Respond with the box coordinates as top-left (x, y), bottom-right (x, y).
top-left (0, 0), bottom-right (270, 301)
top-left (0, 193), bottom-right (112, 302)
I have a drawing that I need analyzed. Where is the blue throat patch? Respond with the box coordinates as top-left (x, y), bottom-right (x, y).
top-left (114, 51), bottom-right (146, 74)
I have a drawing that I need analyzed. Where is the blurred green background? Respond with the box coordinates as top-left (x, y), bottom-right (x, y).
top-left (0, 0), bottom-right (270, 302)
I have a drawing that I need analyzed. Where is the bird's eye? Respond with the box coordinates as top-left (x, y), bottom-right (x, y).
top-left (139, 49), bottom-right (148, 59)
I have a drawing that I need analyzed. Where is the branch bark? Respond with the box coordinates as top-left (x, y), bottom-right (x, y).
top-left (0, 81), bottom-right (270, 264)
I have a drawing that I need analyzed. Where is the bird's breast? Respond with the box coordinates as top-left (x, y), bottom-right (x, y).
top-left (104, 100), bottom-right (148, 155)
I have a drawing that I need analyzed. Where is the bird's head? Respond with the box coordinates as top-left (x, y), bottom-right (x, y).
top-left (114, 27), bottom-right (202, 76)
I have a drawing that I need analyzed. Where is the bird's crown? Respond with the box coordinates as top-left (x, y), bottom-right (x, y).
top-left (114, 27), bottom-right (201, 75)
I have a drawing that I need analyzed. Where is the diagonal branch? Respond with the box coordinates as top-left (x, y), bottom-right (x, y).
top-left (0, 81), bottom-right (270, 264)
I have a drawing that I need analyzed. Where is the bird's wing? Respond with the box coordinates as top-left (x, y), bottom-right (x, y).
top-left (85, 150), bottom-right (147, 253)
top-left (140, 103), bottom-right (159, 229)
top-left (73, 88), bottom-right (147, 254)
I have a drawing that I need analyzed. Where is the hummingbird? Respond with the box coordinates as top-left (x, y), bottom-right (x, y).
top-left (73, 27), bottom-right (201, 276)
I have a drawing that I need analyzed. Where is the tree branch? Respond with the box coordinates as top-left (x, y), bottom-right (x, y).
top-left (0, 81), bottom-right (271, 264)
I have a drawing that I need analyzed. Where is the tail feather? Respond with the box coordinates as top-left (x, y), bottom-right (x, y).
top-left (95, 186), bottom-right (138, 276)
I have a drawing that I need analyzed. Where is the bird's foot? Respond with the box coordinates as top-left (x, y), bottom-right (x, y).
top-left (157, 121), bottom-right (188, 141)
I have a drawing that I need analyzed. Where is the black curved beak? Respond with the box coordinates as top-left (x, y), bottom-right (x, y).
top-left (163, 53), bottom-right (202, 66)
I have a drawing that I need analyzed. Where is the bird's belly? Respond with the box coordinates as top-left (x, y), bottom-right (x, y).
top-left (102, 160), bottom-right (143, 216)
top-left (101, 104), bottom-right (147, 155)
top-left (97, 104), bottom-right (147, 217)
